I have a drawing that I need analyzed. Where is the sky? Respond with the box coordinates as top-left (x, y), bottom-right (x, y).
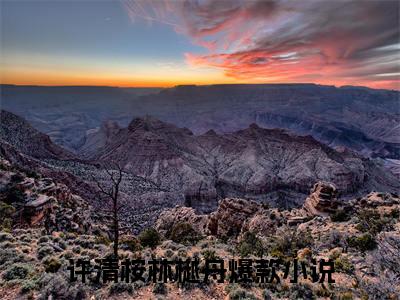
top-left (1, 0), bottom-right (399, 89)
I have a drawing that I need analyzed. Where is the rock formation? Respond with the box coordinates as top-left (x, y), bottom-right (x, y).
top-left (0, 110), bottom-right (74, 160)
top-left (80, 116), bottom-right (399, 214)
top-left (207, 198), bottom-right (260, 238)
top-left (154, 205), bottom-right (208, 237)
top-left (303, 182), bottom-right (340, 216)
top-left (3, 84), bottom-right (399, 159)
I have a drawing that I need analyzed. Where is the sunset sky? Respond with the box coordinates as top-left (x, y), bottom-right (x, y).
top-left (1, 0), bottom-right (399, 89)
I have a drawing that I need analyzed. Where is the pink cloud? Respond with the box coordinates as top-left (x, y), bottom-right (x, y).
top-left (123, 0), bottom-right (400, 89)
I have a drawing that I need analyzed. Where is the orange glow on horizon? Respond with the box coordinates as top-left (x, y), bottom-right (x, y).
top-left (1, 63), bottom-right (398, 90)
top-left (0, 68), bottom-right (238, 88)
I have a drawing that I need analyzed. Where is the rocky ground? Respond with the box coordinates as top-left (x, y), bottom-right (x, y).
top-left (1, 159), bottom-right (399, 300)
top-left (0, 109), bottom-right (399, 299)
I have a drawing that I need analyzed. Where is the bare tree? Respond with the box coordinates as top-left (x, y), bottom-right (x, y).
top-left (91, 162), bottom-right (123, 258)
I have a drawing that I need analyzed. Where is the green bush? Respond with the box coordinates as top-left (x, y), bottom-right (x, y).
top-left (94, 235), bottom-right (111, 246)
top-left (0, 202), bottom-right (15, 231)
top-left (167, 222), bottom-right (201, 245)
top-left (237, 231), bottom-right (265, 257)
top-left (3, 263), bottom-right (32, 281)
top-left (0, 218), bottom-right (13, 232)
top-left (331, 209), bottom-right (351, 222)
top-left (201, 249), bottom-right (218, 261)
top-left (138, 228), bottom-right (161, 249)
top-left (334, 256), bottom-right (355, 274)
top-left (347, 233), bottom-right (376, 252)
top-left (270, 228), bottom-right (313, 258)
top-left (20, 279), bottom-right (39, 294)
top-left (337, 291), bottom-right (354, 300)
top-left (356, 209), bottom-right (391, 235)
top-left (43, 256), bottom-right (61, 273)
top-left (0, 248), bottom-right (25, 267)
top-left (120, 237), bottom-right (141, 252)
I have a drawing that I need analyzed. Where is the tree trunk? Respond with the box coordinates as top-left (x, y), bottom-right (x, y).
top-left (113, 196), bottom-right (119, 258)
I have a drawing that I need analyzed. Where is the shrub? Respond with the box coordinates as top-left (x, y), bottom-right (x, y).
top-left (228, 287), bottom-right (258, 300)
top-left (0, 241), bottom-right (15, 249)
top-left (201, 249), bottom-right (218, 261)
top-left (0, 248), bottom-right (26, 267)
top-left (337, 291), bottom-right (353, 300)
top-left (10, 173), bottom-right (24, 183)
top-left (161, 240), bottom-right (181, 251)
top-left (0, 202), bottom-right (15, 231)
top-left (327, 230), bottom-right (347, 249)
top-left (164, 249), bottom-right (174, 258)
top-left (262, 289), bottom-right (272, 300)
top-left (334, 256), bottom-right (355, 274)
top-left (43, 256), bottom-right (62, 273)
top-left (314, 285), bottom-right (332, 297)
top-left (0, 232), bottom-right (14, 242)
top-left (152, 282), bottom-right (167, 294)
top-left (197, 240), bottom-right (211, 249)
top-left (3, 263), bottom-right (32, 281)
top-left (138, 228), bottom-right (161, 249)
top-left (109, 282), bottom-right (134, 295)
top-left (167, 222), bottom-right (201, 245)
top-left (331, 209), bottom-right (351, 222)
top-left (356, 209), bottom-right (391, 235)
top-left (37, 245), bottom-right (55, 260)
top-left (0, 161), bottom-right (10, 171)
top-left (94, 235), bottom-right (111, 246)
top-left (388, 208), bottom-right (399, 219)
top-left (23, 169), bottom-right (40, 179)
top-left (270, 228), bottom-right (313, 258)
top-left (20, 279), bottom-right (39, 294)
top-left (120, 237), bottom-right (141, 252)
top-left (0, 218), bottom-right (13, 231)
top-left (19, 234), bottom-right (32, 243)
top-left (347, 233), bottom-right (377, 252)
top-left (80, 249), bottom-right (98, 260)
top-left (38, 236), bottom-right (50, 244)
top-left (4, 186), bottom-right (25, 203)
top-left (38, 273), bottom-right (86, 300)
top-left (288, 284), bottom-right (315, 299)
top-left (61, 250), bottom-right (74, 260)
top-left (75, 235), bottom-right (95, 248)
top-left (72, 245), bottom-right (82, 254)
top-left (237, 231), bottom-right (265, 257)
top-left (177, 248), bottom-right (188, 258)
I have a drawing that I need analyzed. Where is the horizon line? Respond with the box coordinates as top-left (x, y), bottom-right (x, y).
top-left (1, 82), bottom-right (398, 92)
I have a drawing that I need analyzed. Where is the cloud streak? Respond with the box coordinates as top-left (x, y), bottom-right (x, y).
top-left (123, 0), bottom-right (400, 89)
